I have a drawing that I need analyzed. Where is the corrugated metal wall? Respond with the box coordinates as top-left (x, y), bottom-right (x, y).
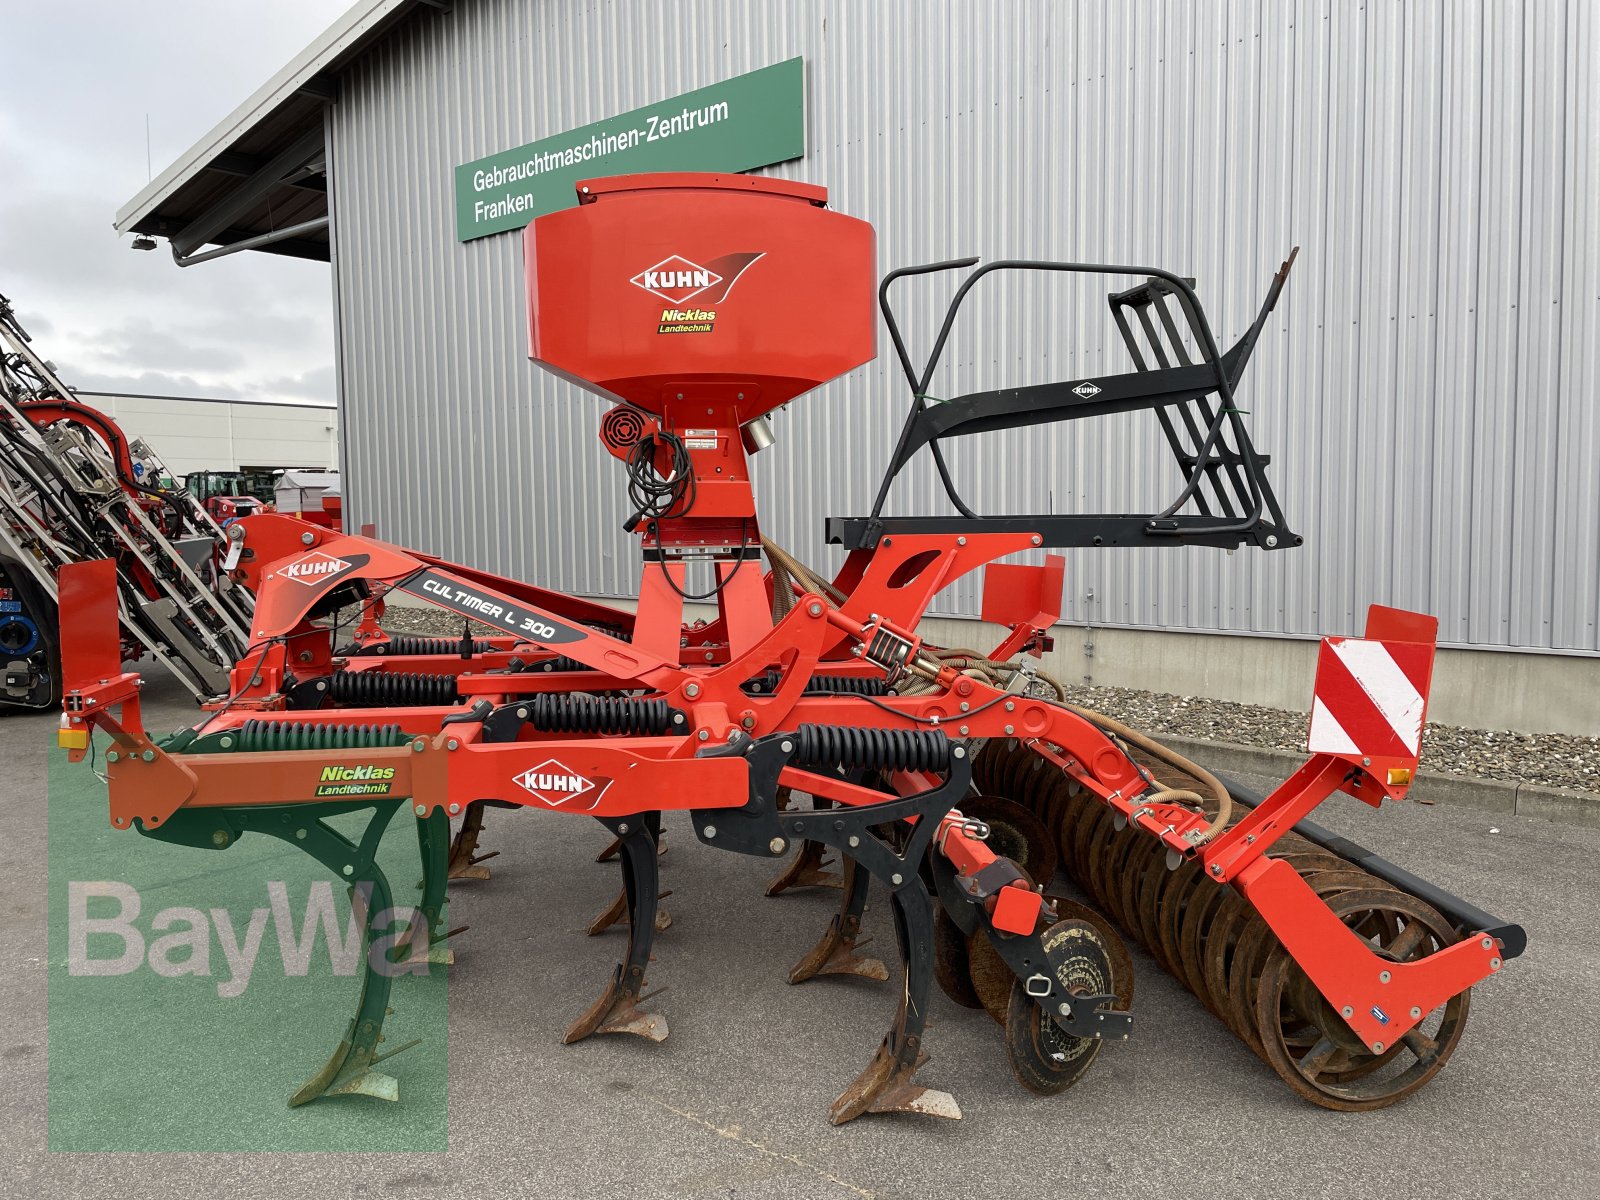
top-left (327, 0), bottom-right (1599, 654)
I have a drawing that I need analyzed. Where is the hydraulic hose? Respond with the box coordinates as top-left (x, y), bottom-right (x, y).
top-left (758, 539), bottom-right (1233, 837)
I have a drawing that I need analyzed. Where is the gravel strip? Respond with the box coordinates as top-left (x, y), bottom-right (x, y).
top-left (1067, 684), bottom-right (1598, 795)
top-left (358, 604), bottom-right (1600, 794)
top-left (366, 602), bottom-right (482, 639)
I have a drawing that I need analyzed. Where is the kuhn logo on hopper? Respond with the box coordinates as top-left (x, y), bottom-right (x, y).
top-left (281, 553), bottom-right (351, 585)
top-left (513, 759), bottom-right (597, 808)
top-left (628, 252), bottom-right (766, 307)
top-left (630, 255), bottom-right (723, 304)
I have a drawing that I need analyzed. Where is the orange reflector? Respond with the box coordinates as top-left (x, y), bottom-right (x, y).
top-left (1387, 767), bottom-right (1413, 786)
top-left (990, 884), bottom-right (1043, 935)
top-left (58, 727), bottom-right (89, 750)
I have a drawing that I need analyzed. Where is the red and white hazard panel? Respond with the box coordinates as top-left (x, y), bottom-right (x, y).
top-left (1307, 636), bottom-right (1434, 765)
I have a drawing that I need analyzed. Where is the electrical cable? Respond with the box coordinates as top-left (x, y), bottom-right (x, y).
top-left (624, 429), bottom-right (694, 528)
top-left (654, 517), bottom-right (752, 603)
top-left (625, 428), bottom-right (750, 602)
top-left (189, 634), bottom-right (290, 737)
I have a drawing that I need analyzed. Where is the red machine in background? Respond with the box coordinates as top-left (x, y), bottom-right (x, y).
top-left (1, 299), bottom-right (253, 709)
top-left (58, 175), bottom-right (1521, 1123)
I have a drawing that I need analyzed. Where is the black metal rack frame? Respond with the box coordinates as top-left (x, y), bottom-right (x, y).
top-left (825, 251), bottom-right (1303, 552)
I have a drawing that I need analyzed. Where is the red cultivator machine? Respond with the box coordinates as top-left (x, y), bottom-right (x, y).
top-left (58, 174), bottom-right (1522, 1122)
top-left (2, 293), bottom-right (254, 710)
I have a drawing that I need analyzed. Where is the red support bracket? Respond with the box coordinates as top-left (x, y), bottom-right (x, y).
top-left (982, 555), bottom-right (1064, 660)
top-left (1235, 856), bottom-right (1503, 1049)
top-left (1200, 755), bottom-right (1351, 882)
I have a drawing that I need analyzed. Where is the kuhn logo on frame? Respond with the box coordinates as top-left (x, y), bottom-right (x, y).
top-left (281, 553), bottom-right (351, 584)
top-left (513, 759), bottom-right (597, 807)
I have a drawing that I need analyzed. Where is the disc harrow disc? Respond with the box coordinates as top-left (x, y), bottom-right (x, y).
top-left (1155, 860), bottom-right (1205, 992)
top-left (933, 902), bottom-right (984, 1009)
top-left (1044, 894), bottom-right (1134, 1009)
top-left (990, 747), bottom-right (1023, 806)
top-left (1053, 781), bottom-right (1092, 878)
top-left (1080, 806), bottom-right (1121, 916)
top-left (1177, 881), bottom-right (1234, 1021)
top-left (966, 928), bottom-right (1018, 1026)
top-left (1130, 838), bottom-right (1183, 975)
top-left (970, 739), bottom-right (1009, 795)
top-left (1035, 774), bottom-right (1072, 851)
top-left (963, 796), bottom-right (1058, 887)
top-left (994, 739), bottom-right (1033, 802)
top-left (1003, 918), bottom-right (1114, 1095)
top-left (1096, 820), bottom-right (1146, 935)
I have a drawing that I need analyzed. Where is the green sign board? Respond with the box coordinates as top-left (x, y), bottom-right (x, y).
top-left (454, 57), bottom-right (805, 242)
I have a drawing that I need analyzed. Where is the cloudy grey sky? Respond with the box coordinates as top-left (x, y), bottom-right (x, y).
top-left (1, 1), bottom-right (340, 405)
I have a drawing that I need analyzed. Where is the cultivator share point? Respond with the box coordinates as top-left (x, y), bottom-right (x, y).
top-left (58, 174), bottom-right (1522, 1123)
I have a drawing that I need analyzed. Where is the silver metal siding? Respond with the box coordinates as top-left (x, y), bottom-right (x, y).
top-left (326, 0), bottom-right (1599, 654)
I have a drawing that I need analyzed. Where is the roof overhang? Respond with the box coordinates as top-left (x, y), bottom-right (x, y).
top-left (116, 0), bottom-right (442, 265)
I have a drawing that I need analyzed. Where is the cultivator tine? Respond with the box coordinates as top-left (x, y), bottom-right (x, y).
top-left (446, 799), bottom-right (497, 881)
top-left (585, 888), bottom-right (627, 934)
top-left (597, 830), bottom-right (668, 863)
top-left (587, 886), bottom-right (673, 936)
top-left (788, 857), bottom-right (888, 983)
top-left (767, 789), bottom-right (843, 894)
top-left (765, 839), bottom-right (844, 895)
top-left (407, 808), bottom-right (459, 965)
top-left (246, 802), bottom-right (419, 1108)
top-left (830, 885), bottom-right (959, 1124)
top-left (392, 923), bottom-right (464, 967)
top-left (564, 814), bottom-right (669, 1045)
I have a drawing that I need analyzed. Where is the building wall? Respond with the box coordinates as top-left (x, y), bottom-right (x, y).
top-left (326, 0), bottom-right (1599, 659)
top-left (78, 393), bottom-right (338, 478)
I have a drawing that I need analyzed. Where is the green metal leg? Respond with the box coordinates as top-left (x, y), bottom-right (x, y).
top-left (402, 809), bottom-right (455, 965)
top-left (248, 801), bottom-right (420, 1106)
top-left (138, 801), bottom-right (428, 1107)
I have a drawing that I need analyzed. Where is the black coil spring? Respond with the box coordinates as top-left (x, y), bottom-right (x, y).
top-left (521, 655), bottom-right (594, 673)
top-left (743, 672), bottom-right (890, 697)
top-left (349, 635), bottom-right (495, 657)
top-left (791, 724), bottom-right (951, 773)
top-left (233, 720), bottom-right (412, 752)
top-left (328, 670), bottom-right (461, 707)
top-left (521, 693), bottom-right (671, 736)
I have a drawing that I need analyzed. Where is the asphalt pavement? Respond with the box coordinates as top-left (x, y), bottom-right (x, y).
top-left (4, 672), bottom-right (1596, 1199)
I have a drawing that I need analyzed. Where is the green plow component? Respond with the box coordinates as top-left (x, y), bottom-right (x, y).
top-left (139, 719), bottom-right (455, 1106)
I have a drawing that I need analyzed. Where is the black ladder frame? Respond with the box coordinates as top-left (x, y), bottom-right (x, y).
top-left (825, 251), bottom-right (1302, 552)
